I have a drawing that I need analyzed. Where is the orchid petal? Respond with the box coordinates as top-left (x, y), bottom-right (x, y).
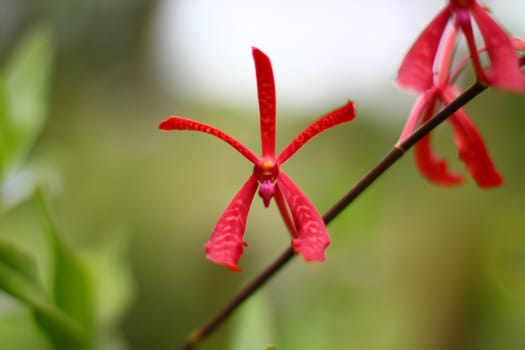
top-left (276, 101), bottom-right (355, 165)
top-left (448, 113), bottom-right (503, 188)
top-left (204, 175), bottom-right (258, 271)
top-left (455, 7), bottom-right (489, 85)
top-left (397, 6), bottom-right (452, 92)
top-left (450, 36), bottom-right (525, 85)
top-left (276, 171), bottom-right (329, 262)
top-left (436, 25), bottom-right (459, 84)
top-left (273, 184), bottom-right (297, 238)
top-left (415, 133), bottom-right (465, 186)
top-left (470, 3), bottom-right (525, 92)
top-left (399, 91), bottom-right (436, 142)
top-left (441, 89), bottom-right (503, 188)
top-left (252, 47), bottom-right (276, 158)
top-left (413, 92), bottom-right (464, 185)
top-left (160, 116), bottom-right (260, 164)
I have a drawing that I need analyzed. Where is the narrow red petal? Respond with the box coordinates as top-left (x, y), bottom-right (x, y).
top-left (456, 7), bottom-right (490, 85)
top-left (436, 24), bottom-right (459, 84)
top-left (273, 184), bottom-right (297, 238)
top-left (441, 90), bottom-right (503, 188)
top-left (204, 176), bottom-right (258, 271)
top-left (397, 6), bottom-right (452, 92)
top-left (415, 133), bottom-right (465, 186)
top-left (276, 171), bottom-right (329, 262)
top-left (276, 101), bottom-right (355, 165)
top-left (471, 3), bottom-right (525, 92)
top-left (448, 114), bottom-right (503, 188)
top-left (413, 92), bottom-right (464, 185)
top-left (252, 47), bottom-right (276, 158)
top-left (159, 116), bottom-right (259, 164)
top-left (399, 91), bottom-right (435, 142)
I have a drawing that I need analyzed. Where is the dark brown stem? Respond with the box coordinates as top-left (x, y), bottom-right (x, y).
top-left (324, 81), bottom-right (486, 224)
top-left (179, 56), bottom-right (525, 349)
top-left (179, 246), bottom-right (295, 350)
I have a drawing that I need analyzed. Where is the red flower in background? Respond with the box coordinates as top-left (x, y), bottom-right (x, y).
top-left (160, 48), bottom-right (355, 271)
top-left (397, 0), bottom-right (524, 93)
top-left (399, 26), bottom-right (503, 188)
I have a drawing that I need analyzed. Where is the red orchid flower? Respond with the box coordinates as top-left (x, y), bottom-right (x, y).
top-left (399, 26), bottom-right (503, 188)
top-left (397, 0), bottom-right (524, 93)
top-left (160, 48), bottom-right (355, 271)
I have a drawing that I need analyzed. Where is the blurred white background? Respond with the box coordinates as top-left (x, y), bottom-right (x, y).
top-left (151, 0), bottom-right (525, 116)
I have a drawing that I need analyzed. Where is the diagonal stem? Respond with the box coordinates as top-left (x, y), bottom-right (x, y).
top-left (179, 56), bottom-right (525, 350)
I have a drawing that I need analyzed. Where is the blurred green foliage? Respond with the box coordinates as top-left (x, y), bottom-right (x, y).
top-left (0, 24), bottom-right (51, 206)
top-left (0, 2), bottom-right (524, 350)
top-left (0, 26), bottom-right (133, 350)
top-left (230, 292), bottom-right (275, 350)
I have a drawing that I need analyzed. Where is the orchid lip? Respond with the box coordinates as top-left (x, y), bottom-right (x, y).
top-left (254, 159), bottom-right (279, 208)
top-left (258, 180), bottom-right (275, 208)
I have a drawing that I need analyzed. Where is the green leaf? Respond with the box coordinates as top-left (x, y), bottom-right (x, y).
top-left (88, 234), bottom-right (133, 329)
top-left (0, 25), bottom-right (54, 209)
top-left (0, 74), bottom-right (11, 180)
top-left (32, 302), bottom-right (89, 350)
top-left (4, 25), bottom-right (54, 166)
top-left (0, 239), bottom-right (85, 349)
top-left (0, 236), bottom-right (88, 350)
top-left (84, 232), bottom-right (134, 349)
top-left (0, 238), bottom-right (47, 305)
top-left (230, 292), bottom-right (276, 350)
top-left (51, 236), bottom-right (94, 331)
top-left (0, 304), bottom-right (50, 349)
top-left (35, 190), bottom-right (94, 350)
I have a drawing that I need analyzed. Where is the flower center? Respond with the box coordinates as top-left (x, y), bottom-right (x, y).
top-left (254, 158), bottom-right (279, 207)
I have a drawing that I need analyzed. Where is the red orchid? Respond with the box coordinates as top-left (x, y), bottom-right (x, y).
top-left (397, 0), bottom-right (524, 93)
top-left (160, 48), bottom-right (355, 271)
top-left (399, 26), bottom-right (503, 188)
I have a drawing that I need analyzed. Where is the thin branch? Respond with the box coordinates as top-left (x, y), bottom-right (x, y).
top-left (179, 55), bottom-right (525, 349)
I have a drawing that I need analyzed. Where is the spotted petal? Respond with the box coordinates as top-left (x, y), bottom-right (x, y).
top-left (253, 47), bottom-right (276, 158)
top-left (160, 116), bottom-right (260, 164)
top-left (204, 175), bottom-right (258, 271)
top-left (276, 171), bottom-right (329, 262)
top-left (276, 101), bottom-right (355, 165)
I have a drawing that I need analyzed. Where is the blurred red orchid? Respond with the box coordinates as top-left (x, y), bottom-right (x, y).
top-left (160, 48), bottom-right (355, 271)
top-left (397, 0), bottom-right (524, 93)
top-left (399, 27), bottom-right (503, 188)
